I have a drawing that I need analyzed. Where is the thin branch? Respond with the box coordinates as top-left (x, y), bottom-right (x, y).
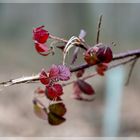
top-left (71, 49), bottom-right (140, 72)
top-left (49, 34), bottom-right (87, 50)
top-left (125, 56), bottom-right (139, 85)
top-left (96, 15), bottom-right (103, 44)
top-left (49, 34), bottom-right (68, 44)
top-left (0, 74), bottom-right (39, 87)
top-left (62, 56), bottom-right (138, 87)
top-left (113, 49), bottom-right (140, 60)
top-left (0, 49), bottom-right (140, 88)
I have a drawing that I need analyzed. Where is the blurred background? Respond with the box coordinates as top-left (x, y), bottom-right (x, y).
top-left (0, 3), bottom-right (140, 137)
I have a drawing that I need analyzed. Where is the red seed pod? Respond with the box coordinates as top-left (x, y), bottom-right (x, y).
top-left (96, 46), bottom-right (113, 63)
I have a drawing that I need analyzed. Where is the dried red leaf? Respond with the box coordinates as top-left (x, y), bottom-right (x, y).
top-left (49, 64), bottom-right (60, 79)
top-left (34, 42), bottom-right (48, 52)
top-left (96, 46), bottom-right (113, 63)
top-left (34, 42), bottom-right (52, 56)
top-left (45, 84), bottom-right (63, 100)
top-left (72, 81), bottom-right (95, 101)
top-left (33, 25), bottom-right (49, 44)
top-left (39, 69), bottom-right (50, 85)
top-left (46, 93), bottom-right (62, 101)
top-left (49, 103), bottom-right (66, 117)
top-left (77, 80), bottom-right (95, 95)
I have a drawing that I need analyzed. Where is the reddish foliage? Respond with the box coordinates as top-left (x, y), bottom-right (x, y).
top-left (57, 65), bottom-right (71, 81)
top-left (34, 42), bottom-right (52, 56)
top-left (34, 42), bottom-right (48, 52)
top-left (49, 64), bottom-right (60, 79)
top-left (33, 25), bottom-right (49, 44)
top-left (84, 44), bottom-right (113, 65)
top-left (72, 81), bottom-right (95, 101)
top-left (96, 46), bottom-right (113, 63)
top-left (77, 80), bottom-right (95, 95)
top-left (32, 25), bottom-right (114, 125)
top-left (39, 65), bottom-right (71, 85)
top-left (39, 69), bottom-right (50, 85)
top-left (39, 65), bottom-right (70, 101)
top-left (45, 84), bottom-right (63, 99)
top-left (33, 26), bottom-right (52, 56)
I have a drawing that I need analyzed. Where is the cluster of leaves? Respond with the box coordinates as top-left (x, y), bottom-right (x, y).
top-left (33, 64), bottom-right (70, 125)
top-left (33, 26), bottom-right (53, 56)
top-left (32, 25), bottom-right (113, 125)
top-left (33, 26), bottom-right (71, 125)
top-left (33, 98), bottom-right (66, 125)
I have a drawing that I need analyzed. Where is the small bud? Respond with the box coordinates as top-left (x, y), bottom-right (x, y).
top-left (96, 63), bottom-right (108, 76)
top-left (75, 69), bottom-right (85, 78)
top-left (84, 47), bottom-right (99, 65)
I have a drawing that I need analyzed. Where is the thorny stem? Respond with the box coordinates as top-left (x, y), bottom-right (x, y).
top-left (0, 49), bottom-right (139, 88)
